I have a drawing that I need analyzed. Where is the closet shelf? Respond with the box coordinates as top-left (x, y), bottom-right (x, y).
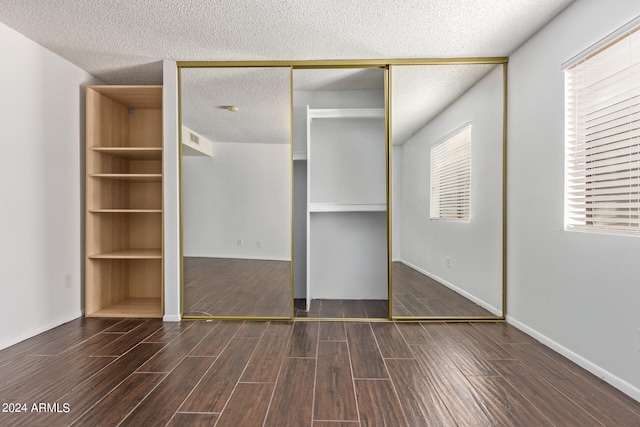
top-left (88, 248), bottom-right (162, 259)
top-left (309, 203), bottom-right (386, 213)
top-left (89, 173), bottom-right (162, 181)
top-left (90, 147), bottom-right (163, 160)
top-left (308, 108), bottom-right (384, 120)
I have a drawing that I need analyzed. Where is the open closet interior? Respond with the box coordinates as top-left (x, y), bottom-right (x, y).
top-left (292, 68), bottom-right (389, 317)
top-left (178, 60), bottom-right (506, 321)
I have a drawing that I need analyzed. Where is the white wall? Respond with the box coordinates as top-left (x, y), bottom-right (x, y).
top-left (508, 0), bottom-right (640, 399)
top-left (182, 142), bottom-right (291, 260)
top-left (396, 66), bottom-right (504, 313)
top-left (0, 22), bottom-right (102, 349)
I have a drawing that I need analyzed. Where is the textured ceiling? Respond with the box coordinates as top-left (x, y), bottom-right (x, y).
top-left (392, 63), bottom-right (500, 145)
top-left (181, 67), bottom-right (291, 144)
top-left (0, 0), bottom-right (575, 144)
top-left (0, 0), bottom-right (575, 84)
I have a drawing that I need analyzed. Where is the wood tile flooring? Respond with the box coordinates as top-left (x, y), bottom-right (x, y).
top-left (392, 262), bottom-right (495, 317)
top-left (294, 299), bottom-right (388, 318)
top-left (183, 257), bottom-right (292, 317)
top-left (1, 317), bottom-right (639, 426)
top-left (184, 258), bottom-right (495, 319)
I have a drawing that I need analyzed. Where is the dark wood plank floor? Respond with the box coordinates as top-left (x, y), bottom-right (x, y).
top-left (392, 261), bottom-right (495, 317)
top-left (294, 299), bottom-right (388, 318)
top-left (183, 257), bottom-right (292, 317)
top-left (185, 258), bottom-right (494, 319)
top-left (1, 318), bottom-right (639, 426)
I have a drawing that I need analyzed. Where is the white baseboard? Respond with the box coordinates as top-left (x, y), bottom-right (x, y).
top-left (397, 259), bottom-right (500, 316)
top-left (163, 314), bottom-right (181, 322)
top-left (183, 254), bottom-right (290, 262)
top-left (0, 311), bottom-right (83, 351)
top-left (507, 315), bottom-right (640, 402)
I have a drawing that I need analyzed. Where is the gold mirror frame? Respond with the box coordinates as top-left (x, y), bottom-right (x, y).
top-left (177, 58), bottom-right (507, 322)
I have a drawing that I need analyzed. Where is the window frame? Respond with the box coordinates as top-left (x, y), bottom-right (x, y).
top-left (563, 21), bottom-right (640, 236)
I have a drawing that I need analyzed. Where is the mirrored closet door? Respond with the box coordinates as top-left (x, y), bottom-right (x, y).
top-left (177, 59), bottom-right (506, 321)
top-left (180, 66), bottom-right (292, 318)
top-left (390, 63), bottom-right (506, 319)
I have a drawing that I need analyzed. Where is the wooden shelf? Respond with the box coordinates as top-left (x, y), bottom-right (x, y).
top-left (89, 173), bottom-right (162, 181)
top-left (88, 85), bottom-right (162, 109)
top-left (309, 203), bottom-right (387, 213)
top-left (89, 209), bottom-right (162, 213)
top-left (87, 298), bottom-right (162, 318)
top-left (91, 147), bottom-right (162, 160)
top-left (89, 249), bottom-right (162, 259)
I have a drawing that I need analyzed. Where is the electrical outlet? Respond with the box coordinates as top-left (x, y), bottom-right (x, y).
top-left (65, 274), bottom-right (72, 289)
top-left (446, 257), bottom-right (451, 268)
top-left (257, 240), bottom-right (262, 248)
top-left (237, 239), bottom-right (243, 246)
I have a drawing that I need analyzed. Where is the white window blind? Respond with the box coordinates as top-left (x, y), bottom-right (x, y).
top-left (430, 123), bottom-right (471, 221)
top-left (565, 26), bottom-right (640, 234)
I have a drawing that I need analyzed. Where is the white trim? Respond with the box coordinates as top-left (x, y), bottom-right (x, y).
top-left (163, 60), bottom-right (181, 321)
top-left (565, 226), bottom-right (640, 239)
top-left (507, 316), bottom-right (640, 402)
top-left (398, 259), bottom-right (500, 315)
top-left (163, 314), bottom-right (181, 322)
top-left (431, 121), bottom-right (472, 148)
top-left (562, 14), bottom-right (640, 70)
top-left (0, 312), bottom-right (82, 351)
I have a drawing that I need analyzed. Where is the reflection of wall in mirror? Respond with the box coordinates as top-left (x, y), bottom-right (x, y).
top-left (182, 141), bottom-right (291, 261)
top-left (394, 65), bottom-right (503, 314)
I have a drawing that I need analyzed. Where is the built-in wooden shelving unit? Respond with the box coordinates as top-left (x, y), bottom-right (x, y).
top-left (85, 85), bottom-right (163, 318)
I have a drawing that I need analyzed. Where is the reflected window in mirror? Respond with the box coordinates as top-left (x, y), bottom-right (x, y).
top-left (391, 63), bottom-right (504, 319)
top-left (430, 123), bottom-right (471, 222)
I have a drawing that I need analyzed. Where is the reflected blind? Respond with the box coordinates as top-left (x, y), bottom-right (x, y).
top-left (565, 27), bottom-right (640, 233)
top-left (430, 123), bottom-right (471, 221)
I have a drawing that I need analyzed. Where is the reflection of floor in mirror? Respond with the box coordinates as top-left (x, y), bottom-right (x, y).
top-left (294, 299), bottom-right (388, 319)
top-left (392, 262), bottom-right (494, 317)
top-left (183, 257), bottom-right (292, 317)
